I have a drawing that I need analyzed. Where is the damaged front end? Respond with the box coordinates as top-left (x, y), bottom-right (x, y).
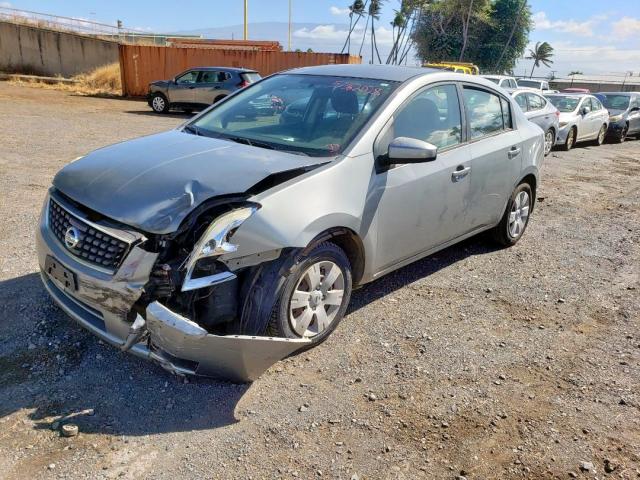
top-left (37, 190), bottom-right (309, 382)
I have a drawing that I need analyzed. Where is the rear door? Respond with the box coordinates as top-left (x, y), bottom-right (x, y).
top-left (170, 70), bottom-right (199, 103)
top-left (525, 92), bottom-right (550, 131)
top-left (462, 85), bottom-right (523, 228)
top-left (193, 70), bottom-right (228, 104)
top-left (629, 96), bottom-right (640, 134)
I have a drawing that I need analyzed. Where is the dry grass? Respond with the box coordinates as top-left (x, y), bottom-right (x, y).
top-left (6, 62), bottom-right (122, 96)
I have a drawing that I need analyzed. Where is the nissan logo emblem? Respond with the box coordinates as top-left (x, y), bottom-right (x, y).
top-left (64, 226), bottom-right (81, 249)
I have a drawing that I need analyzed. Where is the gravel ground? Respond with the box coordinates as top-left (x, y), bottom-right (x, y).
top-left (0, 82), bottom-right (638, 480)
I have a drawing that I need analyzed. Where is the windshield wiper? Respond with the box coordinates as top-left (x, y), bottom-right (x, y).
top-left (183, 124), bottom-right (202, 136)
top-left (224, 135), bottom-right (276, 150)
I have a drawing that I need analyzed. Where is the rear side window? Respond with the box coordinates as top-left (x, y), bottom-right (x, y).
top-left (508, 79), bottom-right (518, 89)
top-left (392, 84), bottom-right (462, 149)
top-left (463, 87), bottom-right (509, 139)
top-left (241, 72), bottom-right (262, 83)
top-left (514, 94), bottom-right (528, 110)
top-left (526, 93), bottom-right (545, 111)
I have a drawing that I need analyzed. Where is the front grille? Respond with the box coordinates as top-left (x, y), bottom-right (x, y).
top-left (48, 199), bottom-right (129, 270)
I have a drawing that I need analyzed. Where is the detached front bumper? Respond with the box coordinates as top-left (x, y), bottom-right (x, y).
top-left (37, 193), bottom-right (308, 382)
top-left (556, 124), bottom-right (572, 144)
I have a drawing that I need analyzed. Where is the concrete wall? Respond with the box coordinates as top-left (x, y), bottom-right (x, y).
top-left (0, 21), bottom-right (119, 77)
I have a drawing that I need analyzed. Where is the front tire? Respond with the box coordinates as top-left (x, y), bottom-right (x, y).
top-left (492, 183), bottom-right (533, 247)
top-left (150, 93), bottom-right (169, 113)
top-left (613, 125), bottom-right (628, 143)
top-left (268, 242), bottom-right (352, 346)
top-left (561, 127), bottom-right (576, 151)
top-left (592, 124), bottom-right (606, 146)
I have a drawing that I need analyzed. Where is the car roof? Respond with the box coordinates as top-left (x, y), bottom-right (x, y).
top-left (546, 93), bottom-right (587, 98)
top-left (596, 92), bottom-right (635, 96)
top-left (186, 66), bottom-right (257, 73)
top-left (284, 64), bottom-right (441, 82)
top-left (482, 75), bottom-right (513, 79)
top-left (510, 88), bottom-right (543, 95)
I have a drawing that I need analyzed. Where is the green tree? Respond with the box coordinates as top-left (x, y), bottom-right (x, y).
top-left (412, 0), bottom-right (532, 73)
top-left (526, 41), bottom-right (554, 77)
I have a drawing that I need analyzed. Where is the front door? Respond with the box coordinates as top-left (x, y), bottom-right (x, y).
top-left (171, 70), bottom-right (199, 104)
top-left (373, 83), bottom-right (473, 272)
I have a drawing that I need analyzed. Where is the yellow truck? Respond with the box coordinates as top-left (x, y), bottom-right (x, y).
top-left (424, 62), bottom-right (480, 75)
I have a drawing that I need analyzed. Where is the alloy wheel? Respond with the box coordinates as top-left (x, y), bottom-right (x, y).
top-left (289, 261), bottom-right (345, 338)
top-left (597, 126), bottom-right (606, 145)
top-left (508, 191), bottom-right (530, 239)
top-left (544, 130), bottom-right (554, 155)
top-left (152, 96), bottom-right (165, 112)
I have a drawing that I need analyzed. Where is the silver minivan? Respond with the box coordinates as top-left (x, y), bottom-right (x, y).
top-left (37, 65), bottom-right (544, 381)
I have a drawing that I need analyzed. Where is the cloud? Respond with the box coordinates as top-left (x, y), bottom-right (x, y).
top-left (533, 11), bottom-right (599, 37)
top-left (294, 24), bottom-right (393, 46)
top-left (0, 1), bottom-right (12, 7)
top-left (612, 17), bottom-right (640, 38)
top-left (330, 6), bottom-right (350, 16)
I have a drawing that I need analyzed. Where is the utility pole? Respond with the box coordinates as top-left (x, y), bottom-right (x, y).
top-left (243, 0), bottom-right (248, 40)
top-left (288, 0), bottom-right (292, 51)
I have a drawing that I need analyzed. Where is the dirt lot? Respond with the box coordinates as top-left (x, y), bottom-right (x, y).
top-left (0, 82), bottom-right (638, 480)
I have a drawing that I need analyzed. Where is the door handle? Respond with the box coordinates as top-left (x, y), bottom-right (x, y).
top-left (452, 165), bottom-right (471, 181)
top-left (508, 146), bottom-right (521, 159)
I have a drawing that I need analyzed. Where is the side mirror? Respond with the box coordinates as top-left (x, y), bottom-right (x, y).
top-left (630, 107), bottom-right (640, 113)
top-left (386, 137), bottom-right (437, 164)
top-left (581, 106), bottom-right (591, 115)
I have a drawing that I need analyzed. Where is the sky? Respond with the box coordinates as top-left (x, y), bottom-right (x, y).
top-left (1, 0), bottom-right (639, 77)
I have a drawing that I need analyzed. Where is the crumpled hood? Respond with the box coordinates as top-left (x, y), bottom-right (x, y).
top-left (53, 130), bottom-right (324, 234)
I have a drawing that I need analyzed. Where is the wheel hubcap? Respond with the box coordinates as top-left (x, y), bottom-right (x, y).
top-left (289, 261), bottom-right (345, 338)
top-left (544, 131), bottom-right (553, 154)
top-left (152, 97), bottom-right (165, 111)
top-left (508, 191), bottom-right (530, 239)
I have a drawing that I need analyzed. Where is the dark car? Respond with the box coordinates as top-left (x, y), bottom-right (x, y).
top-left (594, 92), bottom-right (640, 142)
top-left (148, 67), bottom-right (261, 114)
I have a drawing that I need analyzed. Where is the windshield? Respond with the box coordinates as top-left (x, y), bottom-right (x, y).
top-left (546, 95), bottom-right (580, 112)
top-left (485, 77), bottom-right (500, 85)
top-left (518, 79), bottom-right (541, 89)
top-left (189, 74), bottom-right (399, 157)
top-left (595, 94), bottom-right (630, 111)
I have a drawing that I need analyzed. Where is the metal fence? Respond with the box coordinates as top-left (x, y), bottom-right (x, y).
top-left (119, 44), bottom-right (361, 96)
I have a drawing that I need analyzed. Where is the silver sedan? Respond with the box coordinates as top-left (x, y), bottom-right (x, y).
top-left (37, 65), bottom-right (544, 381)
top-left (545, 94), bottom-right (610, 151)
top-left (511, 89), bottom-right (560, 156)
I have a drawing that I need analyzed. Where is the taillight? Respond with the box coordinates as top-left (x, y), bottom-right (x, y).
top-left (237, 80), bottom-right (250, 88)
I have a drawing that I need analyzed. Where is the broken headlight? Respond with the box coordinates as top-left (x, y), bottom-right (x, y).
top-left (182, 205), bottom-right (258, 292)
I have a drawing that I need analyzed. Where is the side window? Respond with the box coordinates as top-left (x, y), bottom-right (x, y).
top-left (527, 93), bottom-right (545, 111)
top-left (514, 93), bottom-right (528, 111)
top-left (591, 98), bottom-right (602, 111)
top-left (582, 97), bottom-right (593, 111)
top-left (509, 79), bottom-right (518, 89)
top-left (176, 71), bottom-right (198, 84)
top-left (463, 87), bottom-right (506, 139)
top-left (392, 84), bottom-right (462, 149)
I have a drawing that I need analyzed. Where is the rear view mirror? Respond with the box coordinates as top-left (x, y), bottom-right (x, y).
top-left (387, 137), bottom-right (437, 164)
top-left (581, 106), bottom-right (591, 115)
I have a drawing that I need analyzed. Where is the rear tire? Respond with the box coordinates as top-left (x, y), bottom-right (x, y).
top-left (150, 93), bottom-right (169, 113)
top-left (267, 242), bottom-right (352, 348)
top-left (491, 183), bottom-right (533, 247)
top-left (561, 127), bottom-right (576, 151)
top-left (544, 128), bottom-right (555, 156)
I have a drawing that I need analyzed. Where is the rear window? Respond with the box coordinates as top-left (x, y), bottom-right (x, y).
top-left (241, 72), bottom-right (262, 83)
top-left (517, 79), bottom-right (541, 89)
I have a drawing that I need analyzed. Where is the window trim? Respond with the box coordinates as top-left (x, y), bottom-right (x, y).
top-left (373, 81), bottom-right (468, 171)
top-left (460, 83), bottom-right (515, 143)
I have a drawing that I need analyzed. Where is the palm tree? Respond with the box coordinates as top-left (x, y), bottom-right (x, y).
top-left (526, 41), bottom-right (554, 78)
top-left (369, 0), bottom-right (384, 63)
top-left (568, 70), bottom-right (583, 76)
top-left (341, 0), bottom-right (367, 54)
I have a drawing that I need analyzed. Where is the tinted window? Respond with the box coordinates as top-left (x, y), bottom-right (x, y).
top-left (198, 71), bottom-right (222, 83)
top-left (526, 93), bottom-right (545, 111)
top-left (463, 87), bottom-right (506, 138)
top-left (393, 84), bottom-right (462, 149)
top-left (514, 93), bottom-right (527, 110)
top-left (176, 71), bottom-right (198, 84)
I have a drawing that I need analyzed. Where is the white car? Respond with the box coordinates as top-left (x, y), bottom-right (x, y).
top-left (483, 75), bottom-right (519, 89)
top-left (517, 79), bottom-right (551, 92)
top-left (544, 94), bottom-right (609, 151)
